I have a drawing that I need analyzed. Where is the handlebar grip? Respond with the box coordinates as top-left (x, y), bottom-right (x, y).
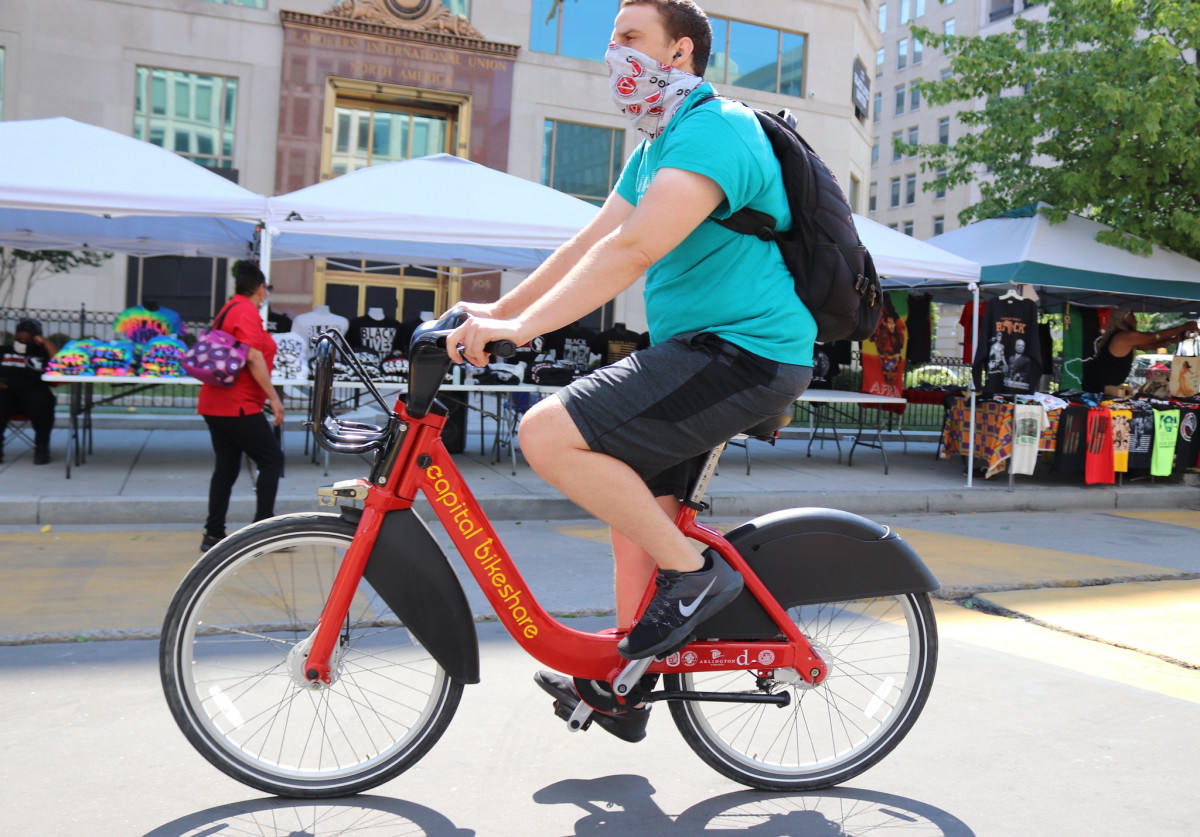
top-left (487, 340), bottom-right (517, 359)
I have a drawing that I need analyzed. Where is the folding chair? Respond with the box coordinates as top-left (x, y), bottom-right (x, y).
top-left (493, 391), bottom-right (540, 475)
top-left (2, 412), bottom-right (37, 460)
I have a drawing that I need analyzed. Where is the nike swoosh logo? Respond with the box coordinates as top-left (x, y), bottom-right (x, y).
top-left (678, 578), bottom-right (718, 617)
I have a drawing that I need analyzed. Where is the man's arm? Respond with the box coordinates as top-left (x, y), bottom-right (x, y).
top-left (456, 189), bottom-right (636, 321)
top-left (448, 167), bottom-right (725, 366)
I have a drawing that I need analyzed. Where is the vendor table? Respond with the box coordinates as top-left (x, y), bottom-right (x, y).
top-left (939, 396), bottom-right (1060, 481)
top-left (794, 390), bottom-right (909, 474)
top-left (43, 374), bottom-right (308, 478)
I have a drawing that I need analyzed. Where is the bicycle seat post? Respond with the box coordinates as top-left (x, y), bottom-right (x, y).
top-left (684, 442), bottom-right (728, 510)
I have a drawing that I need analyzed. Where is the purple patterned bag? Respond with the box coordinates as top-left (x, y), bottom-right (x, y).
top-left (183, 303), bottom-right (249, 387)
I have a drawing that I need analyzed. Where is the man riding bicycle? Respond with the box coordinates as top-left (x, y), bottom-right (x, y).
top-left (448, 0), bottom-right (815, 742)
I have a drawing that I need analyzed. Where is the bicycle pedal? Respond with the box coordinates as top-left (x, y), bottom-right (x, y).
top-left (552, 699), bottom-right (592, 731)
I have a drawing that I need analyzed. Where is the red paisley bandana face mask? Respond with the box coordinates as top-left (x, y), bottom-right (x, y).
top-left (606, 43), bottom-right (701, 140)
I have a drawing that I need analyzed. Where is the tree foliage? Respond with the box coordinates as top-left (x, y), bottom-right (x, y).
top-left (910, 0), bottom-right (1200, 258)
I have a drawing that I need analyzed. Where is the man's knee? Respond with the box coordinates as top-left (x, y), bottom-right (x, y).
top-left (518, 399), bottom-right (585, 466)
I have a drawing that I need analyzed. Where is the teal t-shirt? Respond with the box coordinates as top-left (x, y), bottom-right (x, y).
top-left (615, 82), bottom-right (815, 366)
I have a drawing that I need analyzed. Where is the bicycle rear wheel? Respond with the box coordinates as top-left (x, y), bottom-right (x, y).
top-left (160, 512), bottom-right (462, 798)
top-left (669, 592), bottom-right (937, 791)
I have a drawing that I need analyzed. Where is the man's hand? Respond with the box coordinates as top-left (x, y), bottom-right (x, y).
top-left (445, 316), bottom-right (522, 368)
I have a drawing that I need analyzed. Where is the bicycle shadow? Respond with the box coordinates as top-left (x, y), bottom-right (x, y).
top-left (533, 775), bottom-right (976, 836)
top-left (142, 794), bottom-right (474, 837)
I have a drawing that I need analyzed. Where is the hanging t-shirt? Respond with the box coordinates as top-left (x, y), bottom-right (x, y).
top-left (291, 309), bottom-right (350, 353)
top-left (861, 291), bottom-right (908, 398)
top-left (541, 322), bottom-right (601, 371)
top-left (905, 293), bottom-right (933, 365)
top-left (266, 310), bottom-right (293, 334)
top-left (1127, 406), bottom-right (1154, 470)
top-left (972, 297), bottom-right (1042, 395)
top-left (1110, 408), bottom-right (1132, 473)
top-left (347, 314), bottom-right (404, 356)
top-left (1011, 403), bottom-right (1047, 476)
top-left (1174, 404), bottom-right (1200, 472)
top-left (1151, 409), bottom-right (1180, 477)
top-left (1084, 408), bottom-right (1115, 485)
top-left (1053, 405), bottom-right (1089, 473)
top-left (958, 301), bottom-right (985, 365)
top-left (596, 325), bottom-right (642, 367)
top-left (272, 332), bottom-right (308, 380)
top-left (113, 305), bottom-right (186, 343)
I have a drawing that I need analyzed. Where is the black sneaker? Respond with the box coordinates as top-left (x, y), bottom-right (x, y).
top-left (200, 532), bottom-right (225, 552)
top-left (617, 553), bottom-right (744, 660)
top-left (534, 671), bottom-right (651, 743)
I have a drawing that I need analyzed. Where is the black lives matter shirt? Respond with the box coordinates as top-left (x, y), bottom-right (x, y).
top-left (347, 315), bottom-right (404, 356)
top-left (972, 298), bottom-right (1042, 394)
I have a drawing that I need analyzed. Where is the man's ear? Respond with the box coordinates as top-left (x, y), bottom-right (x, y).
top-left (673, 37), bottom-right (694, 70)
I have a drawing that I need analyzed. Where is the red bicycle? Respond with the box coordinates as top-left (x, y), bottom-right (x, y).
top-left (160, 311), bottom-right (939, 798)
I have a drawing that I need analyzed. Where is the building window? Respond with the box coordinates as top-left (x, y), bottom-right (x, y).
top-left (910, 85), bottom-right (921, 111)
top-left (914, 0), bottom-right (926, 17)
top-left (938, 117), bottom-right (950, 145)
top-left (848, 175), bottom-right (861, 214)
top-left (891, 131), bottom-right (903, 162)
top-left (876, 47), bottom-right (885, 77)
top-left (542, 119), bottom-right (623, 205)
top-left (905, 173), bottom-right (917, 205)
top-left (944, 18), bottom-right (956, 36)
top-left (201, 0), bottom-right (266, 7)
top-left (879, 3), bottom-right (887, 33)
top-left (900, 0), bottom-right (910, 23)
top-left (935, 168), bottom-right (947, 199)
top-left (873, 92), bottom-right (882, 123)
top-left (888, 223), bottom-right (899, 231)
top-left (869, 181), bottom-right (878, 212)
top-left (903, 220), bottom-right (914, 236)
top-left (990, 0), bottom-right (1015, 23)
top-left (907, 126), bottom-right (919, 152)
top-left (134, 67), bottom-right (238, 169)
top-left (0, 48), bottom-right (5, 120)
top-left (913, 39), bottom-right (923, 65)
top-left (531, 0), bottom-right (616, 61)
top-left (933, 215), bottom-right (945, 235)
top-left (897, 39), bottom-right (908, 70)
top-left (890, 177), bottom-right (901, 209)
top-left (871, 141), bottom-right (880, 167)
top-left (707, 17), bottom-right (805, 96)
top-left (895, 85), bottom-right (906, 115)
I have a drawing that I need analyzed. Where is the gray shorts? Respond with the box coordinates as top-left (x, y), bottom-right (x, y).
top-left (556, 332), bottom-right (812, 496)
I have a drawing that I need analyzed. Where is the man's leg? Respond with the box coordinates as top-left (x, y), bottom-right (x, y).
top-left (236, 413), bottom-right (284, 522)
top-left (611, 494), bottom-right (680, 627)
top-left (24, 386), bottom-right (57, 461)
top-left (204, 416), bottom-right (243, 538)
top-left (519, 399), bottom-right (703, 575)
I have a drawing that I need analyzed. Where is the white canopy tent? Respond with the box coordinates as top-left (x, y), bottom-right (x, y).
top-left (0, 117), bottom-right (266, 259)
top-left (853, 212), bottom-right (981, 288)
top-left (263, 154), bottom-right (601, 271)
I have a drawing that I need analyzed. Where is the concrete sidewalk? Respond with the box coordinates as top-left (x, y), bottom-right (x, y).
top-left (2, 410), bottom-right (1197, 526)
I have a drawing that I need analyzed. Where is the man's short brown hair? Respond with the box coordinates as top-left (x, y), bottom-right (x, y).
top-left (621, 0), bottom-right (712, 76)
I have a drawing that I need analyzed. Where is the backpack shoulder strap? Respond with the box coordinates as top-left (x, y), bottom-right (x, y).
top-left (693, 94), bottom-right (781, 239)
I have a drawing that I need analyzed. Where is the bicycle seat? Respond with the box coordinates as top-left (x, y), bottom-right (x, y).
top-left (741, 411), bottom-right (793, 442)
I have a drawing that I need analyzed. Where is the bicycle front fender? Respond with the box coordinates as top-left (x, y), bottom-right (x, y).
top-left (694, 507), bottom-right (939, 640)
top-left (348, 506), bottom-right (481, 684)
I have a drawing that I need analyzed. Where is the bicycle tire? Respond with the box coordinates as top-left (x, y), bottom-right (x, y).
top-left (668, 592), bottom-right (937, 791)
top-left (159, 512), bottom-right (463, 798)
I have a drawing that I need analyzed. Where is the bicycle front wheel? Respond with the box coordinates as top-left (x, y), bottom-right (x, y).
top-left (160, 512), bottom-right (463, 798)
top-left (669, 592), bottom-right (937, 791)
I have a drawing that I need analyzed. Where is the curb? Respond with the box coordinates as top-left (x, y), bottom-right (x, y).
top-left (3, 484), bottom-right (1195, 526)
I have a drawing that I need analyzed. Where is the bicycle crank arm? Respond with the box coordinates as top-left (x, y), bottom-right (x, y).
top-left (643, 690), bottom-right (791, 707)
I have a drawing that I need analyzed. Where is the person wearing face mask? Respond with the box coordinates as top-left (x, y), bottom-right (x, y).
top-left (196, 260), bottom-right (285, 553)
top-left (446, 0), bottom-right (814, 742)
top-left (0, 317), bottom-right (60, 465)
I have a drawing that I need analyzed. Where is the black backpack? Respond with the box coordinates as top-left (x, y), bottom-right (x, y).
top-left (698, 96), bottom-right (883, 343)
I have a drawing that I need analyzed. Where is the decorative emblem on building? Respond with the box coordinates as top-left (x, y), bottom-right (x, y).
top-left (328, 0), bottom-right (485, 38)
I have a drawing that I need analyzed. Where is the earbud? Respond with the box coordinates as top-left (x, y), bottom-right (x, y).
top-left (674, 51), bottom-right (682, 59)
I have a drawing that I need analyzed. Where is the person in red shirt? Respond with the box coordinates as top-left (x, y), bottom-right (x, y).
top-left (198, 261), bottom-right (285, 552)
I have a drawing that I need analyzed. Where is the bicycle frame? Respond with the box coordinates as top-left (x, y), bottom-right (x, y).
top-left (301, 327), bottom-right (828, 691)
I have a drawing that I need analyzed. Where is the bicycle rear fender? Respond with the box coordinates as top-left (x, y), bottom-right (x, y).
top-left (694, 508), bottom-right (939, 640)
top-left (344, 506), bottom-right (481, 684)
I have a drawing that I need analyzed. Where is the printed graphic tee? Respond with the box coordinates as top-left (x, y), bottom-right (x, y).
top-left (1084, 407), bottom-right (1115, 485)
top-left (1151, 409), bottom-right (1180, 477)
top-left (1110, 409), bottom-right (1132, 473)
top-left (1127, 406), bottom-right (1154, 470)
top-left (1010, 403), bottom-right (1047, 476)
top-left (972, 297), bottom-right (1042, 395)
